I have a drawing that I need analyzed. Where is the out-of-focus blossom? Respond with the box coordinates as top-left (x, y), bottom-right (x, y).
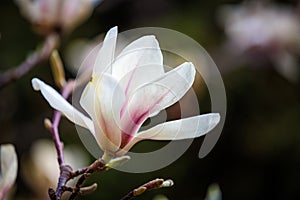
top-left (64, 35), bottom-right (104, 75)
top-left (0, 144), bottom-right (18, 200)
top-left (153, 195), bottom-right (169, 200)
top-left (218, 2), bottom-right (300, 81)
top-left (205, 183), bottom-right (222, 200)
top-left (22, 139), bottom-right (88, 199)
top-left (31, 27), bottom-right (220, 162)
top-left (15, 0), bottom-right (102, 35)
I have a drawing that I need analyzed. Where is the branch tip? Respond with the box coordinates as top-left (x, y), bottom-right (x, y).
top-left (44, 118), bottom-right (53, 130)
top-left (79, 183), bottom-right (98, 195)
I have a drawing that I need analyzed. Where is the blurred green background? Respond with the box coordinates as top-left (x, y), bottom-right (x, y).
top-left (1, 0), bottom-right (300, 199)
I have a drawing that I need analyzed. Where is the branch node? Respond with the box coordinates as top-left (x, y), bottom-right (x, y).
top-left (48, 188), bottom-right (56, 200)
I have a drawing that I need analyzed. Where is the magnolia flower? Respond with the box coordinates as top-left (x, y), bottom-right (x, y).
top-left (32, 27), bottom-right (220, 162)
top-left (219, 3), bottom-right (300, 53)
top-left (218, 2), bottom-right (300, 81)
top-left (0, 144), bottom-right (18, 200)
top-left (15, 0), bottom-right (102, 35)
top-left (64, 35), bottom-right (103, 76)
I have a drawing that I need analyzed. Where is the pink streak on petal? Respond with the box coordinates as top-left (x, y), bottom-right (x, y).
top-left (120, 110), bottom-right (148, 148)
top-left (119, 65), bottom-right (138, 118)
top-left (124, 65), bottom-right (138, 96)
top-left (0, 185), bottom-right (11, 200)
top-left (120, 100), bottom-right (127, 118)
top-left (120, 91), bottom-right (169, 149)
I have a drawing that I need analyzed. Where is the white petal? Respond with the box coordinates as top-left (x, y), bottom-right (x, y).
top-left (93, 26), bottom-right (117, 77)
top-left (139, 113), bottom-right (220, 140)
top-left (80, 82), bottom-right (96, 120)
top-left (120, 113), bottom-right (220, 154)
top-left (61, 0), bottom-right (93, 32)
top-left (112, 35), bottom-right (164, 95)
top-left (93, 73), bottom-right (126, 152)
top-left (80, 81), bottom-right (113, 153)
top-left (31, 78), bottom-right (94, 134)
top-left (120, 62), bottom-right (195, 137)
top-left (0, 144), bottom-right (18, 198)
top-left (151, 62), bottom-right (196, 114)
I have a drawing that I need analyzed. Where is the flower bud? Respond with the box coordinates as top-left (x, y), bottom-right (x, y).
top-left (15, 0), bottom-right (99, 35)
top-left (161, 179), bottom-right (174, 188)
top-left (50, 50), bottom-right (66, 88)
top-left (106, 155), bottom-right (130, 168)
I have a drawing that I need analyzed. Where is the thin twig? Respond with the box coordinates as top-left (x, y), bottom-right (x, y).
top-left (0, 34), bottom-right (59, 89)
top-left (69, 159), bottom-right (107, 200)
top-left (46, 81), bottom-right (75, 166)
top-left (45, 80), bottom-right (108, 200)
top-left (45, 81), bottom-right (75, 200)
top-left (54, 81), bottom-right (74, 164)
top-left (70, 159), bottom-right (107, 178)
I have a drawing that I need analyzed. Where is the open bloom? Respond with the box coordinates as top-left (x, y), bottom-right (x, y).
top-left (0, 144), bottom-right (18, 200)
top-left (32, 27), bottom-right (220, 161)
top-left (15, 0), bottom-right (102, 35)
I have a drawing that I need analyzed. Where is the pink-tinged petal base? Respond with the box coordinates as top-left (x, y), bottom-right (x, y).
top-left (120, 93), bottom-right (167, 149)
top-left (93, 73), bottom-right (125, 153)
top-left (0, 185), bottom-right (10, 200)
top-left (117, 113), bottom-right (220, 156)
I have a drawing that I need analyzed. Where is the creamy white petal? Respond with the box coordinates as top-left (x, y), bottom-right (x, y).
top-left (80, 82), bottom-right (96, 120)
top-left (138, 113), bottom-right (220, 140)
top-left (120, 62), bottom-right (195, 137)
top-left (0, 144), bottom-right (18, 198)
top-left (112, 35), bottom-right (164, 95)
top-left (93, 26), bottom-right (117, 77)
top-left (120, 113), bottom-right (220, 154)
top-left (61, 0), bottom-right (93, 32)
top-left (93, 73), bottom-right (126, 152)
top-left (16, 0), bottom-right (59, 26)
top-left (147, 62), bottom-right (196, 115)
top-left (32, 78), bottom-right (94, 134)
top-left (80, 80), bottom-right (117, 152)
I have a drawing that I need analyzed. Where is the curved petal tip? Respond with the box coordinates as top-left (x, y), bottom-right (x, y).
top-left (31, 78), bottom-right (42, 91)
top-left (106, 26), bottom-right (118, 39)
top-left (209, 113), bottom-right (221, 129)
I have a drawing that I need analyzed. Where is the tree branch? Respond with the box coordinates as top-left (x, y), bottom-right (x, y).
top-left (68, 159), bottom-right (107, 200)
top-left (44, 80), bottom-right (107, 200)
top-left (44, 81), bottom-right (74, 200)
top-left (0, 34), bottom-right (59, 89)
top-left (44, 81), bottom-right (75, 166)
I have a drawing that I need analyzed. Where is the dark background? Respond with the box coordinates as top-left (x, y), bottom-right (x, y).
top-left (1, 0), bottom-right (300, 199)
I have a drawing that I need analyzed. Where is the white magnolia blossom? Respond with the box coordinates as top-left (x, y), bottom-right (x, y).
top-left (15, 0), bottom-right (102, 34)
top-left (219, 3), bottom-right (300, 52)
top-left (64, 35), bottom-right (103, 75)
top-left (32, 27), bottom-right (220, 161)
top-left (218, 2), bottom-right (300, 81)
top-left (0, 144), bottom-right (18, 200)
